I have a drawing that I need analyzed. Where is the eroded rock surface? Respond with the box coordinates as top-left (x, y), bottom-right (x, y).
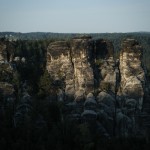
top-left (0, 39), bottom-right (15, 63)
top-left (118, 39), bottom-right (145, 111)
top-left (0, 82), bottom-right (15, 98)
top-left (46, 41), bottom-right (74, 99)
top-left (93, 39), bottom-right (119, 93)
top-left (0, 41), bottom-right (6, 62)
top-left (46, 37), bottom-right (148, 137)
top-left (71, 36), bottom-right (94, 101)
top-left (47, 36), bottom-right (94, 101)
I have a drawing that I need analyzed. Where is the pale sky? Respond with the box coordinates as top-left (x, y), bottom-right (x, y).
top-left (0, 0), bottom-right (150, 33)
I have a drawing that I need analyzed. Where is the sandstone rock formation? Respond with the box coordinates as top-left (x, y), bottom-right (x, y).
top-left (46, 37), bottom-right (116, 102)
top-left (46, 41), bottom-right (75, 99)
top-left (118, 39), bottom-right (145, 111)
top-left (47, 36), bottom-right (94, 101)
top-left (0, 82), bottom-right (15, 99)
top-left (0, 39), bottom-right (15, 63)
top-left (94, 39), bottom-right (118, 92)
top-left (71, 36), bottom-right (94, 101)
top-left (0, 36), bottom-right (149, 139)
top-left (46, 37), bottom-right (148, 137)
top-left (0, 41), bottom-right (6, 62)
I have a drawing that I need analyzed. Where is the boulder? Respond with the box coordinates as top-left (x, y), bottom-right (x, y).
top-left (97, 91), bottom-right (115, 107)
top-left (0, 82), bottom-right (15, 97)
top-left (81, 110), bottom-right (97, 120)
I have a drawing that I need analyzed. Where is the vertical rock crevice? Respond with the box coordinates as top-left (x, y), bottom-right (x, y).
top-left (116, 38), bottom-right (146, 136)
top-left (46, 37), bottom-right (148, 137)
top-left (118, 39), bottom-right (145, 111)
top-left (46, 41), bottom-right (75, 101)
top-left (71, 36), bottom-right (94, 101)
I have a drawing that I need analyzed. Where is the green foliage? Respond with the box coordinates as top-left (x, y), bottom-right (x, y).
top-left (38, 70), bottom-right (52, 97)
top-left (95, 58), bottom-right (103, 66)
top-left (1, 32), bottom-right (150, 150)
top-left (0, 64), bottom-right (13, 82)
top-left (1, 32), bottom-right (150, 71)
top-left (76, 123), bottom-right (95, 150)
top-left (11, 71), bottom-right (20, 87)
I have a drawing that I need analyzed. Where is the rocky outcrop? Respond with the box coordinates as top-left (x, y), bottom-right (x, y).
top-left (47, 41), bottom-right (75, 99)
top-left (71, 36), bottom-right (94, 101)
top-left (0, 82), bottom-right (15, 99)
top-left (0, 36), bottom-right (149, 140)
top-left (46, 37), bottom-right (148, 137)
top-left (47, 36), bottom-right (94, 101)
top-left (0, 41), bottom-right (6, 62)
top-left (0, 39), bottom-right (15, 63)
top-left (82, 93), bottom-right (97, 120)
top-left (46, 37), bottom-right (116, 101)
top-left (94, 39), bottom-right (119, 93)
top-left (0, 63), bottom-right (14, 82)
top-left (118, 39), bottom-right (145, 111)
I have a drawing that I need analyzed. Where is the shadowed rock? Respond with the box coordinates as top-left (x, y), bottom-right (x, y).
top-left (118, 38), bottom-right (145, 111)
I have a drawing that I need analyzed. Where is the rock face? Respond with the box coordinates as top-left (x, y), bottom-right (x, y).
top-left (46, 37), bottom-right (117, 101)
top-left (0, 39), bottom-right (15, 63)
top-left (0, 82), bottom-right (15, 99)
top-left (118, 39), bottom-right (145, 111)
top-left (94, 39), bottom-right (119, 92)
top-left (71, 36), bottom-right (94, 101)
top-left (0, 41), bottom-right (6, 62)
top-left (47, 36), bottom-right (94, 101)
top-left (47, 41), bottom-right (75, 99)
top-left (46, 37), bottom-right (148, 137)
top-left (0, 36), bottom-right (149, 139)
top-left (46, 37), bottom-right (146, 103)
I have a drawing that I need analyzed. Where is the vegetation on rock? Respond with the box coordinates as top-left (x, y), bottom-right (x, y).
top-left (0, 33), bottom-right (150, 150)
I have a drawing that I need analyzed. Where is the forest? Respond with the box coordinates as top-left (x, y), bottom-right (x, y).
top-left (1, 31), bottom-right (150, 70)
top-left (0, 32), bottom-right (150, 150)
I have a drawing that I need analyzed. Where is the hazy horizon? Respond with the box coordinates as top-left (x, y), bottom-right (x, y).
top-left (0, 0), bottom-right (150, 33)
top-left (1, 31), bottom-right (150, 34)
